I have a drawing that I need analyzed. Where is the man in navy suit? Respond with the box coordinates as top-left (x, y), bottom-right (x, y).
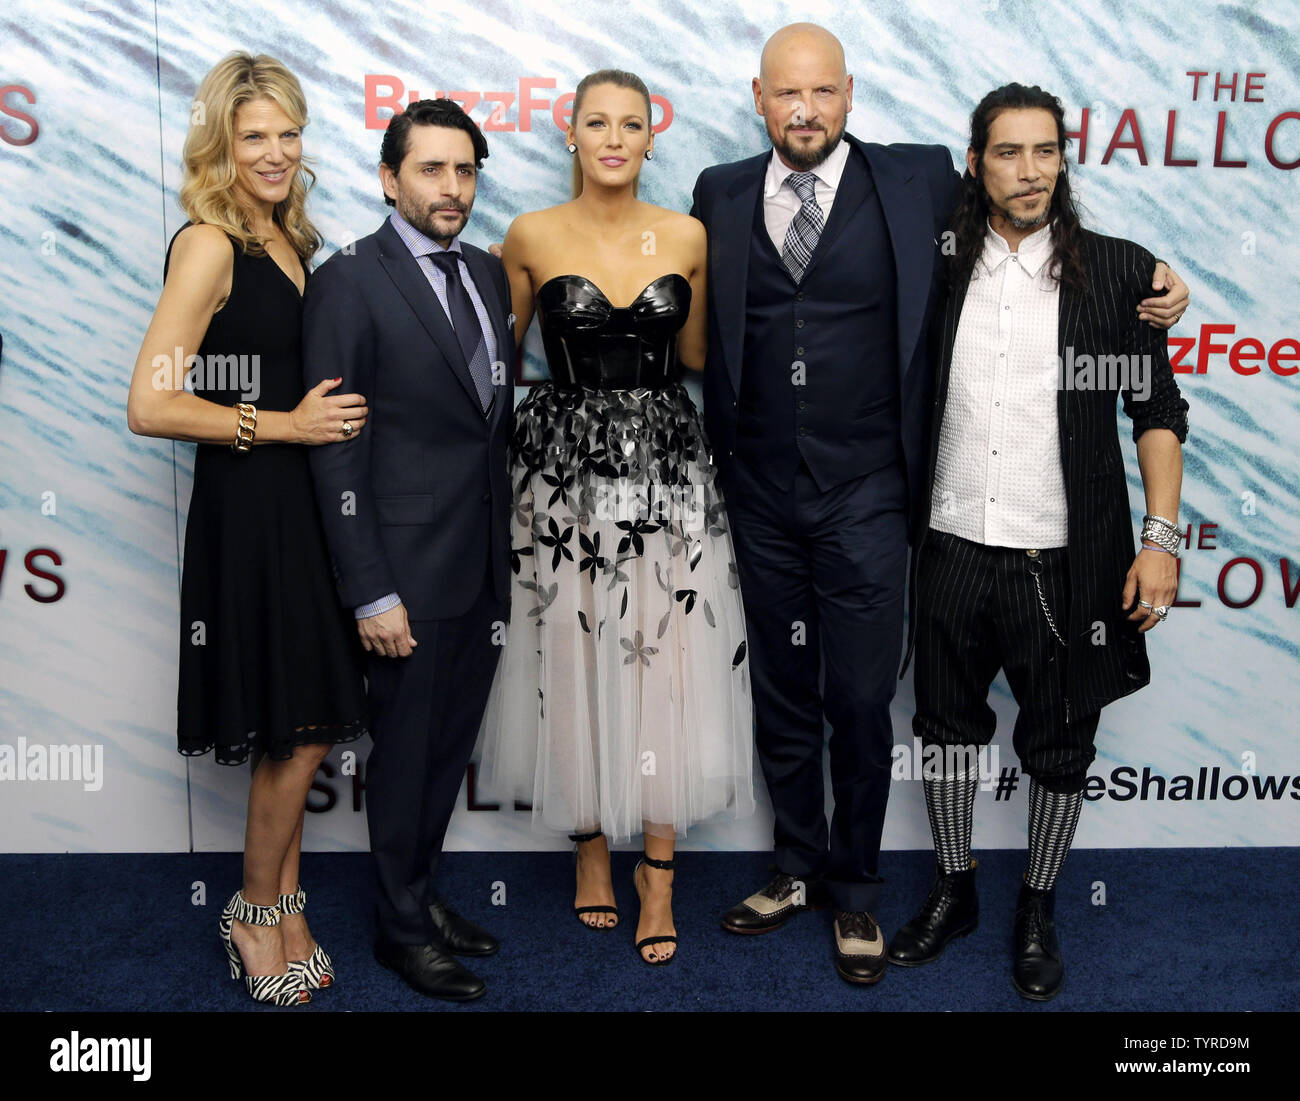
top-left (303, 99), bottom-right (513, 1002)
top-left (692, 24), bottom-right (1187, 984)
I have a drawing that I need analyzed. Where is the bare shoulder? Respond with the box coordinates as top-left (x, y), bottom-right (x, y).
top-left (170, 222), bottom-right (232, 261)
top-left (506, 205), bottom-right (571, 242)
top-left (168, 223), bottom-right (233, 281)
top-left (642, 204), bottom-right (705, 246)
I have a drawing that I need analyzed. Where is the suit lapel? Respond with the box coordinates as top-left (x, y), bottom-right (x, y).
top-left (796, 144), bottom-right (869, 285)
top-left (861, 139), bottom-right (934, 385)
top-left (462, 244), bottom-right (514, 429)
top-left (375, 219), bottom-right (483, 414)
top-left (713, 155), bottom-right (767, 396)
top-left (1056, 273), bottom-right (1086, 445)
top-left (938, 277), bottom-right (968, 407)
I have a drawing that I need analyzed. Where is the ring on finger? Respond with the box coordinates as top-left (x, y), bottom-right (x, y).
top-left (1138, 599), bottom-right (1153, 609)
top-left (1155, 605), bottom-right (1170, 619)
top-left (342, 420), bottom-right (354, 438)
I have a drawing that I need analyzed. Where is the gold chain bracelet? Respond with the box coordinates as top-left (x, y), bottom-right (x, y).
top-left (232, 402), bottom-right (257, 452)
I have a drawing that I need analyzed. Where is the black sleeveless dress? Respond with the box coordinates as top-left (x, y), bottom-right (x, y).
top-left (476, 274), bottom-right (754, 840)
top-left (168, 226), bottom-right (368, 765)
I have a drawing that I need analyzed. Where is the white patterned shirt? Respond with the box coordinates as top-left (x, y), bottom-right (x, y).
top-left (930, 220), bottom-right (1068, 549)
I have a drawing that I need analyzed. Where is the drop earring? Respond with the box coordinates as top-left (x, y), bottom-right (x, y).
top-left (567, 143), bottom-right (577, 154)
top-left (644, 149), bottom-right (653, 161)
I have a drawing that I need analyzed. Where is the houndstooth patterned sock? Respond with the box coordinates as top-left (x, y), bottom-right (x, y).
top-left (922, 752), bottom-right (979, 875)
top-left (1025, 778), bottom-right (1084, 891)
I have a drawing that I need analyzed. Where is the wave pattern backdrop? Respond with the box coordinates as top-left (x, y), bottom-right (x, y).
top-left (0, 0), bottom-right (1295, 852)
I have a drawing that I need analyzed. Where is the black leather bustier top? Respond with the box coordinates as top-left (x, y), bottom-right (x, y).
top-left (535, 273), bottom-right (691, 389)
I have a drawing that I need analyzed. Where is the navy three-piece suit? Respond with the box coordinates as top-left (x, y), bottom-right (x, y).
top-left (691, 133), bottom-right (959, 910)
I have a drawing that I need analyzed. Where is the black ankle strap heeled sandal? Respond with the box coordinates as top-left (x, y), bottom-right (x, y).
top-left (634, 852), bottom-right (677, 965)
top-left (569, 830), bottom-right (619, 930)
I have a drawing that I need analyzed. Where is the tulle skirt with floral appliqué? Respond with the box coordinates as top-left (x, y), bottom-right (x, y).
top-left (476, 381), bottom-right (755, 842)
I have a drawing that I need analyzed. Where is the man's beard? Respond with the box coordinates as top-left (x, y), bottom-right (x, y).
top-left (773, 120), bottom-right (844, 171)
top-left (988, 187), bottom-right (1051, 230)
top-left (398, 192), bottom-right (470, 243)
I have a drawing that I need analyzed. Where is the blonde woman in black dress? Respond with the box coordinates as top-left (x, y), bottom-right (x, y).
top-left (128, 52), bottom-right (368, 1005)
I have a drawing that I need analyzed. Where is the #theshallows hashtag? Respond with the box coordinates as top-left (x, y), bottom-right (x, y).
top-left (995, 767), bottom-right (1020, 801)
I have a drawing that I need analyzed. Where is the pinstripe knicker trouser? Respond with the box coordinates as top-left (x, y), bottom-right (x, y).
top-left (912, 528), bottom-right (1100, 794)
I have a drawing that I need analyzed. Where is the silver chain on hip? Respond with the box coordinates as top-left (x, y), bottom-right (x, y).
top-left (1026, 549), bottom-right (1067, 647)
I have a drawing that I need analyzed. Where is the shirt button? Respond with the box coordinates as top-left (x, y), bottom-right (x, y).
top-left (995, 401), bottom-right (1001, 407)
top-left (798, 400), bottom-right (807, 410)
top-left (796, 293), bottom-right (805, 301)
top-left (796, 319), bottom-right (805, 328)
top-left (1004, 305), bottom-right (1011, 310)
top-left (991, 450), bottom-right (997, 455)
top-left (799, 426), bottom-right (808, 436)
top-left (796, 347), bottom-right (805, 355)
top-left (990, 497), bottom-right (996, 502)
top-left (999, 352), bottom-right (1005, 358)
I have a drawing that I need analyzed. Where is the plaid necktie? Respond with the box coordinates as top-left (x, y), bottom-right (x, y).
top-left (428, 250), bottom-right (495, 415)
top-left (780, 171), bottom-right (824, 283)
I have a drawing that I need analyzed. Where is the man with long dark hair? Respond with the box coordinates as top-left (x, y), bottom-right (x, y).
top-left (887, 83), bottom-right (1189, 1000)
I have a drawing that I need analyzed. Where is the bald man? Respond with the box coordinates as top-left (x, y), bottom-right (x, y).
top-left (690, 23), bottom-right (1189, 985)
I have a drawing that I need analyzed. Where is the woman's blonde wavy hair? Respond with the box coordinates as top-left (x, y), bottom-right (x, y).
top-left (180, 52), bottom-right (322, 260)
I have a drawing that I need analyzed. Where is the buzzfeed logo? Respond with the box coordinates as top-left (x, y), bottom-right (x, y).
top-left (1169, 323), bottom-right (1300, 377)
top-left (364, 75), bottom-right (674, 134)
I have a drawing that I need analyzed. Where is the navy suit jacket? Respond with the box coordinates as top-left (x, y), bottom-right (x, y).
top-left (303, 217), bottom-right (514, 621)
top-left (689, 132), bottom-right (959, 524)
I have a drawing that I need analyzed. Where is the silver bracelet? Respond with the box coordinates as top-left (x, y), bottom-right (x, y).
top-left (1140, 524), bottom-right (1181, 557)
top-left (1143, 514), bottom-right (1181, 534)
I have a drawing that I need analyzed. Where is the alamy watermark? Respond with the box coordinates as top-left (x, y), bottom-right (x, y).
top-left (1058, 348), bottom-right (1152, 400)
top-left (0, 738), bottom-right (103, 791)
top-left (592, 480), bottom-right (705, 532)
top-left (151, 346), bottom-right (261, 402)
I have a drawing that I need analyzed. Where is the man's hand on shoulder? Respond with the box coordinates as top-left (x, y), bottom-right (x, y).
top-left (358, 602), bottom-right (417, 658)
top-left (1139, 261), bottom-right (1190, 329)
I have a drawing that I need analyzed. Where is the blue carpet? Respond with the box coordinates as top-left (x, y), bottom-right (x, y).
top-left (4, 849), bottom-right (1296, 1012)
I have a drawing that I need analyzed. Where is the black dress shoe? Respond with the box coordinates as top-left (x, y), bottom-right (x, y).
top-left (833, 910), bottom-right (886, 985)
top-left (1012, 881), bottom-right (1064, 1001)
top-left (374, 937), bottom-right (486, 1002)
top-left (427, 900), bottom-right (499, 956)
top-left (887, 862), bottom-right (979, 966)
top-left (721, 872), bottom-right (830, 934)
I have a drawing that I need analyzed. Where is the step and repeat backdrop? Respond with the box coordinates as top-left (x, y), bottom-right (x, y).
top-left (2, 0), bottom-right (1296, 853)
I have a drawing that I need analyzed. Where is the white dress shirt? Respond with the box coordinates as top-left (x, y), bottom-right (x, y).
top-left (930, 220), bottom-right (1068, 549)
top-left (763, 137), bottom-right (851, 252)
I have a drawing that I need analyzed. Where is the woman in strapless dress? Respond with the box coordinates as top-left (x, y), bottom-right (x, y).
top-left (476, 70), bottom-right (754, 965)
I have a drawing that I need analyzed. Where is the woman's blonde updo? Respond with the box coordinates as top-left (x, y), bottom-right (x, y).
top-left (570, 69), bottom-right (653, 199)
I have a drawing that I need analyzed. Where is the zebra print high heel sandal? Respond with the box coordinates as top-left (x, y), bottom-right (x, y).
top-left (218, 890), bottom-right (311, 1006)
top-left (280, 885), bottom-right (336, 989)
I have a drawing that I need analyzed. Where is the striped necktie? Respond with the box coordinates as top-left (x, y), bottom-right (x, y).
top-left (780, 171), bottom-right (824, 283)
top-left (428, 250), bottom-right (495, 415)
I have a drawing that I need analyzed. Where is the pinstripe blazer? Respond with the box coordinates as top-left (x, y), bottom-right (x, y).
top-left (909, 229), bottom-right (1190, 718)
